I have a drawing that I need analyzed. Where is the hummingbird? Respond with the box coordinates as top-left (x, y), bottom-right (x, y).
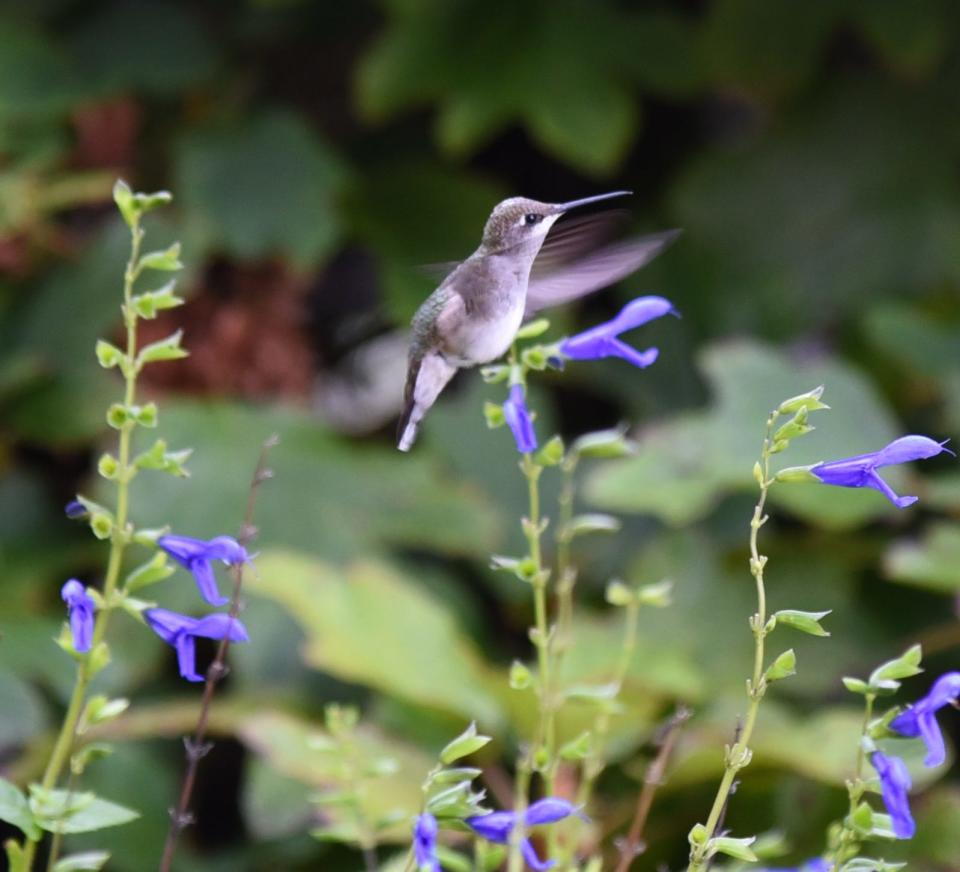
top-left (397, 191), bottom-right (679, 451)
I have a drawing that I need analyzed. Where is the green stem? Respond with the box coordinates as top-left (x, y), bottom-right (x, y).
top-left (829, 693), bottom-right (876, 863)
top-left (687, 415), bottom-right (777, 872)
top-left (22, 220), bottom-right (143, 871)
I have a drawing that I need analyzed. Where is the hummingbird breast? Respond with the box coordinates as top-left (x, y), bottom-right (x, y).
top-left (443, 253), bottom-right (528, 366)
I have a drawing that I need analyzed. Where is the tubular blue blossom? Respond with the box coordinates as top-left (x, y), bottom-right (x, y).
top-left (503, 383), bottom-right (537, 453)
top-left (159, 534), bottom-right (250, 606)
top-left (61, 579), bottom-right (95, 653)
top-left (871, 751), bottom-right (915, 839)
top-left (891, 672), bottom-right (960, 767)
top-left (413, 813), bottom-right (440, 872)
top-left (145, 608), bottom-right (249, 682)
top-left (466, 798), bottom-right (585, 871)
top-left (805, 436), bottom-right (953, 508)
top-left (65, 499), bottom-right (86, 519)
top-left (558, 295), bottom-right (677, 369)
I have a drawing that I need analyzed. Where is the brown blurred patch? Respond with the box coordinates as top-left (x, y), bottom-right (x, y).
top-left (72, 97), bottom-right (141, 169)
top-left (137, 261), bottom-right (315, 401)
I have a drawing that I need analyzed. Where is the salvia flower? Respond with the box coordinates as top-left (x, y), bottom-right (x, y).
top-left (871, 751), bottom-right (915, 838)
top-left (145, 608), bottom-right (249, 682)
top-left (503, 383), bottom-right (537, 453)
top-left (558, 295), bottom-right (677, 369)
top-left (412, 813), bottom-right (440, 872)
top-left (891, 671), bottom-right (960, 767)
top-left (159, 534), bottom-right (250, 606)
top-left (779, 436), bottom-right (953, 508)
top-left (64, 499), bottom-right (87, 519)
top-left (466, 798), bottom-right (585, 871)
top-left (61, 579), bottom-right (95, 653)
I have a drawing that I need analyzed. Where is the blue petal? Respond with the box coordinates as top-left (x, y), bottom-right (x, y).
top-left (524, 798), bottom-right (583, 826)
top-left (190, 613), bottom-right (250, 643)
top-left (520, 838), bottom-right (555, 871)
top-left (466, 811), bottom-right (515, 843)
top-left (873, 436), bottom-right (953, 467)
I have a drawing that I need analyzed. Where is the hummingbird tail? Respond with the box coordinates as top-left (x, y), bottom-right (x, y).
top-left (397, 352), bottom-right (457, 452)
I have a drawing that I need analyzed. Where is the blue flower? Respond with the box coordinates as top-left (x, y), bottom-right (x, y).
top-left (871, 751), bottom-right (915, 838)
top-left (891, 671), bottom-right (960, 767)
top-left (466, 798), bottom-right (585, 871)
top-left (61, 579), bottom-right (95, 653)
top-left (558, 296), bottom-right (677, 369)
top-left (413, 813), bottom-right (440, 872)
top-left (65, 500), bottom-right (86, 519)
top-left (158, 534), bottom-right (250, 606)
top-left (145, 608), bottom-right (249, 682)
top-left (503, 384), bottom-right (537, 453)
top-left (807, 436), bottom-right (952, 508)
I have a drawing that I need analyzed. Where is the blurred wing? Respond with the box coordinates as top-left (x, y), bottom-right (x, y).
top-left (525, 228), bottom-right (682, 316)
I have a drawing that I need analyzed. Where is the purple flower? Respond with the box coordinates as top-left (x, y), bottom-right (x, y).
top-left (413, 813), bottom-right (440, 872)
top-left (871, 751), bottom-right (915, 838)
top-left (466, 798), bottom-right (585, 871)
top-left (558, 295), bottom-right (677, 369)
top-left (891, 672), bottom-right (960, 767)
top-left (503, 384), bottom-right (537, 453)
top-left (808, 436), bottom-right (952, 508)
top-left (65, 500), bottom-right (86, 519)
top-left (145, 608), bottom-right (249, 682)
top-left (61, 579), bottom-right (95, 653)
top-left (158, 534), bottom-right (249, 606)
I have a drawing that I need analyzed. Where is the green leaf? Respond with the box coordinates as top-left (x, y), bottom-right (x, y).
top-left (131, 281), bottom-right (184, 320)
top-left (68, 2), bottom-right (218, 95)
top-left (710, 834), bottom-right (758, 862)
top-left (515, 318), bottom-right (550, 340)
top-left (869, 644), bottom-right (923, 686)
top-left (175, 112), bottom-right (344, 268)
top-left (0, 777), bottom-right (39, 840)
top-left (885, 522), bottom-right (960, 593)
top-left (429, 767), bottom-right (483, 786)
top-left (700, 0), bottom-right (838, 98)
top-left (357, 1), bottom-right (642, 175)
top-left (764, 649), bottom-right (797, 682)
top-left (137, 242), bottom-right (182, 273)
top-left (136, 329), bottom-right (188, 367)
top-left (571, 426), bottom-right (637, 459)
top-left (562, 513), bottom-right (621, 539)
top-left (112, 180), bottom-right (135, 229)
top-left (52, 851), bottom-right (111, 872)
top-left (774, 609), bottom-right (832, 637)
top-left (249, 551), bottom-right (504, 725)
top-left (586, 340), bottom-right (904, 528)
top-left (439, 722), bottom-right (492, 764)
top-left (843, 677), bottom-right (870, 696)
top-left (29, 788), bottom-right (139, 834)
top-left (558, 731), bottom-right (592, 761)
top-left (123, 551), bottom-right (174, 593)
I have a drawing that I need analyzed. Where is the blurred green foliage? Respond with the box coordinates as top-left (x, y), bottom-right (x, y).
top-left (1, 0), bottom-right (959, 869)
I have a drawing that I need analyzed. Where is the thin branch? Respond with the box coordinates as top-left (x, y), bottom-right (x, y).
top-left (613, 706), bottom-right (691, 872)
top-left (159, 434), bottom-right (279, 872)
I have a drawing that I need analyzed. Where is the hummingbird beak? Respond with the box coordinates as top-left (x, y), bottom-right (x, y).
top-left (550, 190), bottom-right (632, 215)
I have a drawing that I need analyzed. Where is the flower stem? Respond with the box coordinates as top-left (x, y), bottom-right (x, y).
top-left (22, 217), bottom-right (144, 871)
top-left (827, 692), bottom-right (876, 864)
top-left (686, 413), bottom-right (778, 872)
top-left (509, 452), bottom-right (553, 872)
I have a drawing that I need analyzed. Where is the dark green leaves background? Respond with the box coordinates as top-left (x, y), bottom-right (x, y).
top-left (1, 1), bottom-right (959, 869)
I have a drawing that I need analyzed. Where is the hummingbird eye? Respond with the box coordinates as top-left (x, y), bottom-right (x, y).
top-left (524, 213), bottom-right (542, 226)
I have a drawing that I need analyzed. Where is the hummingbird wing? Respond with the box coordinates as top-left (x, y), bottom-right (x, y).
top-left (524, 227), bottom-right (682, 317)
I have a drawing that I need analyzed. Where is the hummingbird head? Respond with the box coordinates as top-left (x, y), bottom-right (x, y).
top-left (481, 190), bottom-right (632, 254)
